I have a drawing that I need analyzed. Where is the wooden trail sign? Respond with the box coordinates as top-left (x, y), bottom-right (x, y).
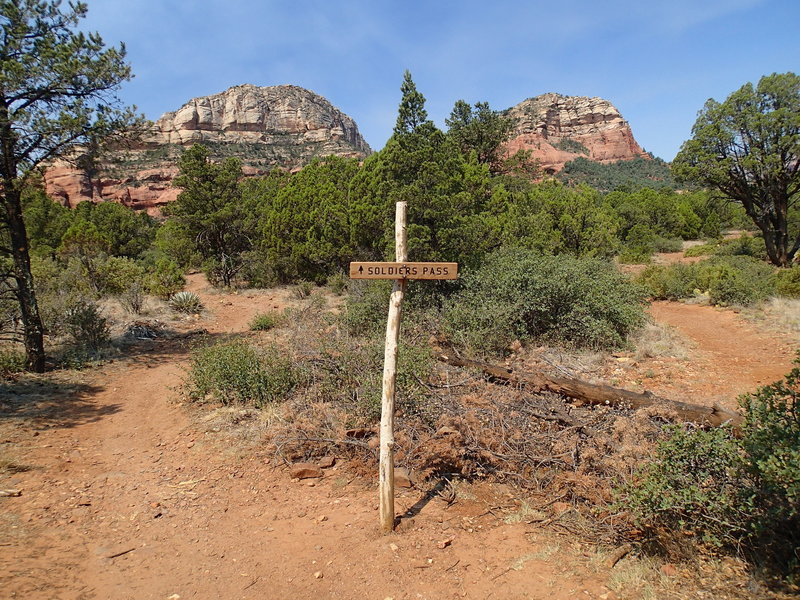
top-left (349, 262), bottom-right (458, 280)
top-left (350, 203), bottom-right (458, 533)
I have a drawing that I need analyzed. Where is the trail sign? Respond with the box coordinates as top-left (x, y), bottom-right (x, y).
top-left (349, 261), bottom-right (458, 280)
top-left (352, 203), bottom-right (459, 534)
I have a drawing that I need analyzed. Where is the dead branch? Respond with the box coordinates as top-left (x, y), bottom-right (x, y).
top-left (436, 350), bottom-right (743, 428)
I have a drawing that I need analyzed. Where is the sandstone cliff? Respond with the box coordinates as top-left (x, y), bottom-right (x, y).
top-left (44, 84), bottom-right (372, 214)
top-left (503, 93), bottom-right (648, 174)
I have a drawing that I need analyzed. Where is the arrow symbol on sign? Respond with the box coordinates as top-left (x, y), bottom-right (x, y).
top-left (358, 266), bottom-right (364, 274)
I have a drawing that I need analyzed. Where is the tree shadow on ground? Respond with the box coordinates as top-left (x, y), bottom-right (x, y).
top-left (0, 377), bottom-right (113, 431)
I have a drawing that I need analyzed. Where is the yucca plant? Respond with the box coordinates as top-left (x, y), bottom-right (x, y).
top-left (169, 291), bottom-right (203, 314)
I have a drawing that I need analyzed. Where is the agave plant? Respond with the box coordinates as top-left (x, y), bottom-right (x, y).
top-left (169, 291), bottom-right (204, 314)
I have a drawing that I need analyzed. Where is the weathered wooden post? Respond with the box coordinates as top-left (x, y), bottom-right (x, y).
top-left (378, 201), bottom-right (407, 533)
top-left (349, 203), bottom-right (458, 533)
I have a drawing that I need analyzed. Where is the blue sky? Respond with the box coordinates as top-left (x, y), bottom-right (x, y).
top-left (84, 0), bottom-right (798, 161)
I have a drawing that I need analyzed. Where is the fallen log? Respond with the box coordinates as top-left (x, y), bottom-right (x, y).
top-left (436, 350), bottom-right (743, 428)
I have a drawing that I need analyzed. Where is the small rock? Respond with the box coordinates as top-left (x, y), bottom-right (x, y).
top-left (317, 456), bottom-right (336, 469)
top-left (167, 595), bottom-right (181, 600)
top-left (313, 571), bottom-right (323, 579)
top-left (316, 515), bottom-right (328, 523)
top-left (550, 501), bottom-right (571, 515)
top-left (434, 426), bottom-right (458, 437)
top-left (388, 543), bottom-right (399, 552)
top-left (0, 489), bottom-right (21, 497)
top-left (394, 467), bottom-right (414, 489)
top-left (660, 563), bottom-right (678, 577)
top-left (436, 537), bottom-right (454, 549)
top-left (290, 463), bottom-right (323, 480)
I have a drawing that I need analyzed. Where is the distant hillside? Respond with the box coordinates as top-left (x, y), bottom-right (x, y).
top-left (44, 84), bottom-right (372, 214)
top-left (556, 156), bottom-right (679, 191)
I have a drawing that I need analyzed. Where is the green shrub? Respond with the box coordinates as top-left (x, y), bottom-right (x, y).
top-left (64, 299), bottom-right (110, 351)
top-left (341, 280), bottom-right (392, 336)
top-left (637, 263), bottom-right (698, 300)
top-left (683, 242), bottom-right (718, 258)
top-left (0, 349), bottom-right (25, 378)
top-left (638, 256), bottom-right (775, 306)
top-left (621, 362), bottom-right (800, 576)
top-left (148, 259), bottom-right (185, 300)
top-left (327, 272), bottom-right (348, 295)
top-left (775, 267), bottom-right (800, 298)
top-left (169, 291), bottom-right (203, 314)
top-left (443, 249), bottom-right (648, 353)
top-left (186, 340), bottom-right (300, 407)
top-left (249, 311), bottom-right (282, 331)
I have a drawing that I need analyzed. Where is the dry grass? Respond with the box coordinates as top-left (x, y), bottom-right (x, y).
top-left (632, 322), bottom-right (693, 360)
top-left (746, 297), bottom-right (800, 339)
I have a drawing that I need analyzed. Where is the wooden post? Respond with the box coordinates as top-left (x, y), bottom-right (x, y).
top-left (379, 201), bottom-right (407, 533)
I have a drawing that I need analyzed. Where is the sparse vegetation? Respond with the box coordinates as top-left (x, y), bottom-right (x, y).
top-left (249, 311), bottom-right (282, 331)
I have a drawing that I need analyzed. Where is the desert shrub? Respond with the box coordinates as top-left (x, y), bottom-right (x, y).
top-left (653, 236), bottom-right (683, 253)
top-left (293, 280), bottom-right (314, 299)
top-left (622, 425), bottom-right (748, 549)
top-left (186, 340), bottom-right (300, 407)
top-left (327, 272), bottom-right (348, 295)
top-left (148, 259), bottom-right (185, 300)
top-left (119, 281), bottom-right (147, 314)
top-left (739, 367), bottom-right (800, 572)
top-left (249, 311), bottom-right (282, 331)
top-left (638, 256), bottom-right (775, 306)
top-left (714, 234), bottom-right (767, 259)
top-left (0, 349), bottom-right (25, 378)
top-left (621, 363), bottom-right (800, 576)
top-left (683, 242), bottom-right (719, 258)
top-left (64, 299), bottom-right (110, 351)
top-left (169, 291), bottom-right (203, 314)
top-left (775, 267), bottom-right (800, 298)
top-left (308, 332), bottom-right (434, 425)
top-left (696, 256), bottom-right (775, 306)
top-left (443, 249), bottom-right (648, 353)
top-left (341, 280), bottom-right (393, 335)
top-left (95, 256), bottom-right (146, 296)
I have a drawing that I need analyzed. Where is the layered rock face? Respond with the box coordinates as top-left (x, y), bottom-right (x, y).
top-left (503, 93), bottom-right (648, 174)
top-left (44, 85), bottom-right (372, 214)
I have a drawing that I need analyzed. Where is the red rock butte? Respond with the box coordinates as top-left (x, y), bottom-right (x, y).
top-left (503, 92), bottom-right (649, 174)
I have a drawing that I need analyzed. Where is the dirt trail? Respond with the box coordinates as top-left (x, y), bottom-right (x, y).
top-left (2, 279), bottom-right (613, 600)
top-left (647, 302), bottom-right (797, 409)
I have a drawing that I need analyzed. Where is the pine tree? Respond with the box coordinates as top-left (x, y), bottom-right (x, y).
top-left (393, 70), bottom-right (428, 136)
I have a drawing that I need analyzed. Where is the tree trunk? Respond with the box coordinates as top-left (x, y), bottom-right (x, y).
top-left (436, 349), bottom-right (743, 428)
top-left (4, 188), bottom-right (46, 372)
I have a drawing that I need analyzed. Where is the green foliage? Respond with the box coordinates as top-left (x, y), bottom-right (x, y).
top-left (249, 311), bottom-right (282, 331)
top-left (22, 188), bottom-right (73, 256)
top-left (553, 137), bottom-right (589, 155)
top-left (341, 280), bottom-right (393, 336)
top-left (153, 219), bottom-right (201, 268)
top-left (327, 272), bottom-right (348, 295)
top-left (622, 363), bottom-right (800, 575)
top-left (673, 72), bottom-right (800, 267)
top-left (394, 70), bottom-right (429, 136)
top-left (253, 156), bottom-right (361, 282)
top-left (169, 291), bottom-right (203, 314)
top-left (165, 144), bottom-right (250, 287)
top-left (443, 249), bottom-right (648, 354)
top-left (186, 340), bottom-right (300, 407)
top-left (622, 425), bottom-right (748, 548)
top-left (0, 349), bottom-right (26, 378)
top-left (638, 256), bottom-right (776, 306)
top-left (64, 299), bottom-right (110, 351)
top-left (775, 266), bottom-right (800, 298)
top-left (293, 280), bottom-right (314, 299)
top-left (148, 258), bottom-right (185, 300)
top-left (446, 100), bottom-right (515, 170)
top-left (558, 157), bottom-right (678, 191)
top-left (71, 201), bottom-right (157, 259)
